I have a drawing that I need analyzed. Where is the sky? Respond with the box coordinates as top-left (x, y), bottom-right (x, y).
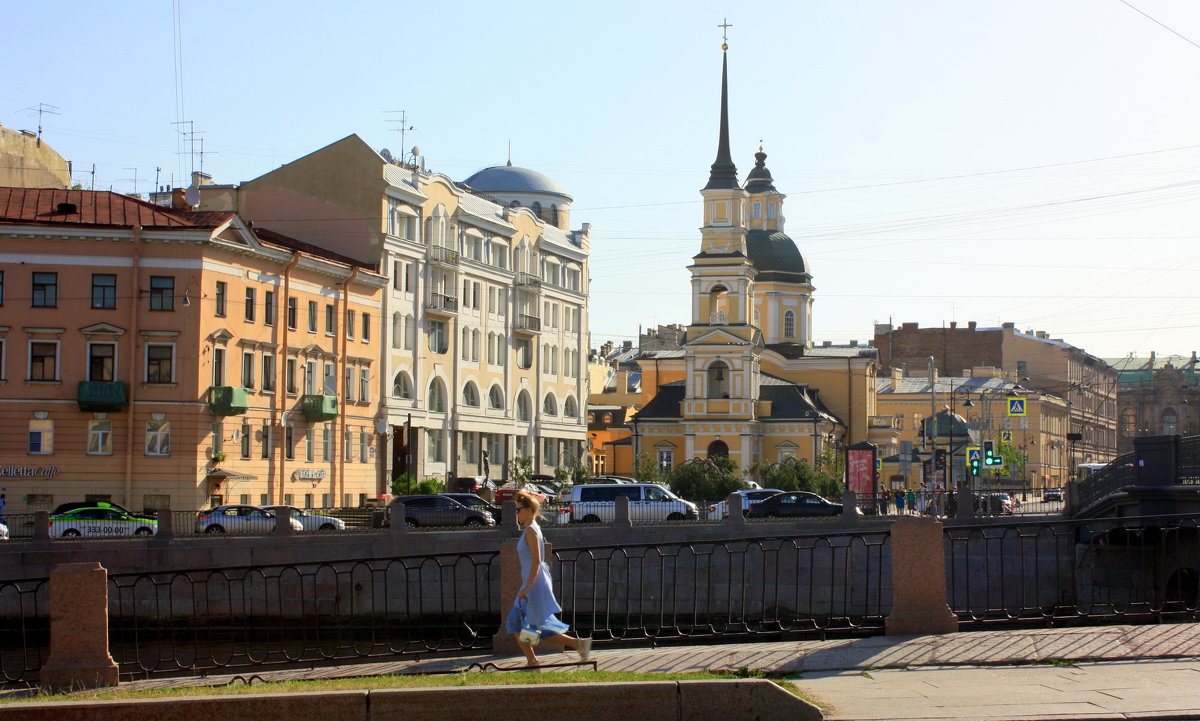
top-left (6, 0), bottom-right (1200, 362)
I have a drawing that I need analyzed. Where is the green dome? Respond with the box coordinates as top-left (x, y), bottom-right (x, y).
top-left (921, 410), bottom-right (970, 440)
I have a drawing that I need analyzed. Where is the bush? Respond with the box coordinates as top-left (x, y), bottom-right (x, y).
top-left (751, 457), bottom-right (817, 493)
top-left (416, 478), bottom-right (443, 495)
top-left (391, 472), bottom-right (418, 496)
top-left (668, 456), bottom-right (746, 502)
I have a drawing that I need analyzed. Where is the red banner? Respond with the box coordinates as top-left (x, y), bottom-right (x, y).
top-left (847, 449), bottom-right (874, 496)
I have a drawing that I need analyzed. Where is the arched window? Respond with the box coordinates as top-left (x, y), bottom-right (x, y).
top-left (602, 413), bottom-right (613, 424)
top-left (531, 201), bottom-right (542, 219)
top-left (707, 360), bottom-right (730, 399)
top-left (403, 314), bottom-right (414, 349)
top-left (707, 440), bottom-right (729, 458)
top-left (488, 385), bottom-right (505, 410)
top-left (392, 371), bottom-right (412, 399)
top-left (543, 393), bottom-right (557, 416)
top-left (564, 396), bottom-right (579, 418)
top-left (587, 412), bottom-right (596, 424)
top-left (549, 204), bottom-right (559, 225)
top-left (463, 382), bottom-right (479, 407)
top-left (783, 310), bottom-right (795, 339)
top-left (708, 285), bottom-right (729, 323)
top-left (1163, 408), bottom-right (1179, 435)
top-left (428, 378), bottom-right (447, 412)
top-left (516, 391), bottom-right (532, 421)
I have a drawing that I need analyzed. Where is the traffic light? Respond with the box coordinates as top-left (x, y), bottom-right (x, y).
top-left (983, 440), bottom-right (1003, 467)
top-left (935, 449), bottom-right (947, 470)
top-left (969, 456), bottom-right (981, 476)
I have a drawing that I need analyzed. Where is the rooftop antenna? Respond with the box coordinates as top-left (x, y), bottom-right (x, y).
top-left (171, 120), bottom-right (204, 177)
top-left (384, 110), bottom-right (415, 159)
top-left (507, 139), bottom-right (512, 166)
top-left (23, 103), bottom-right (61, 146)
top-left (123, 167), bottom-right (139, 196)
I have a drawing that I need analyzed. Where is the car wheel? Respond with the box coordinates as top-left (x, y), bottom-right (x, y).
top-left (582, 515), bottom-right (601, 524)
top-left (666, 512), bottom-right (684, 521)
top-left (405, 518), bottom-right (417, 528)
top-left (134, 527), bottom-right (154, 536)
top-left (63, 529), bottom-right (81, 537)
top-left (766, 511), bottom-right (780, 519)
top-left (465, 517), bottom-right (484, 527)
top-left (318, 523), bottom-right (337, 532)
top-left (204, 525), bottom-right (225, 534)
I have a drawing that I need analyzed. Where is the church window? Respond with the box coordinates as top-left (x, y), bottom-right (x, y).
top-left (707, 361), bottom-right (730, 399)
top-left (784, 311), bottom-right (796, 339)
top-left (707, 440), bottom-right (729, 459)
top-left (1162, 408), bottom-right (1178, 435)
top-left (752, 201), bottom-right (761, 219)
top-left (767, 203), bottom-right (777, 220)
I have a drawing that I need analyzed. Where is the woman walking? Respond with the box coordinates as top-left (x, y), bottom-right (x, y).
top-left (507, 490), bottom-right (592, 667)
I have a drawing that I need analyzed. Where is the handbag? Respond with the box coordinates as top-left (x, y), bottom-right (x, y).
top-left (513, 598), bottom-right (541, 646)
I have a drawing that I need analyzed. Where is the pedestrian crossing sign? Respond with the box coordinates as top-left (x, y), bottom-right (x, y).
top-left (1007, 397), bottom-right (1027, 416)
top-left (967, 447), bottom-right (982, 461)
top-left (1000, 430), bottom-right (1013, 442)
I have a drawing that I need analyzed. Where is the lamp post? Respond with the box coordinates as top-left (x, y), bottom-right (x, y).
top-left (1020, 434), bottom-right (1037, 488)
top-left (949, 384), bottom-right (976, 492)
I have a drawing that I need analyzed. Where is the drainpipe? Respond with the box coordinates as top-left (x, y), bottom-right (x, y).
top-left (123, 225), bottom-right (143, 507)
top-left (278, 251), bottom-right (301, 504)
top-left (337, 266), bottom-right (360, 506)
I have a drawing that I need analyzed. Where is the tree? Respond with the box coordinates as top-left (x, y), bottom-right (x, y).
top-left (667, 456), bottom-right (746, 502)
top-left (813, 446), bottom-right (846, 498)
top-left (633, 452), bottom-right (661, 484)
top-left (508, 455), bottom-right (534, 486)
top-left (751, 457), bottom-right (817, 493)
top-left (391, 472), bottom-right (417, 496)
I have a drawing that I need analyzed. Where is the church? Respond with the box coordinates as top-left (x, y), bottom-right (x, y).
top-left (630, 42), bottom-right (889, 475)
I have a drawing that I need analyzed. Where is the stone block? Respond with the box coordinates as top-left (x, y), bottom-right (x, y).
top-left (678, 679), bottom-right (823, 721)
top-left (39, 562), bottom-right (119, 689)
top-left (0, 690), bottom-right (368, 721)
top-left (886, 516), bottom-right (958, 636)
top-left (370, 682), bottom-right (677, 721)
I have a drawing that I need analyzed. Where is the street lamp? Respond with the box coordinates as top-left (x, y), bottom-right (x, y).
top-left (1020, 434), bottom-right (1037, 487)
top-left (949, 384), bottom-right (975, 492)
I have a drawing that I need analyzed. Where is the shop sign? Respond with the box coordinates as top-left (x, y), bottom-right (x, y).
top-left (293, 469), bottom-right (327, 481)
top-left (0, 464), bottom-right (61, 479)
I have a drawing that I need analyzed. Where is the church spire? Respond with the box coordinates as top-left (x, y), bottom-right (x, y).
top-left (704, 34), bottom-right (739, 190)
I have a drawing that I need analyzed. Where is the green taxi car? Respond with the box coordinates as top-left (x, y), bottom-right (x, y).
top-left (50, 506), bottom-right (158, 538)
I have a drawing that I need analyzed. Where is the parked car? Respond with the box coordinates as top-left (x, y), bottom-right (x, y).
top-left (561, 483), bottom-right (698, 523)
top-left (196, 505), bottom-right (302, 535)
top-left (494, 485), bottom-right (549, 505)
top-left (441, 493), bottom-right (503, 523)
top-left (51, 499), bottom-right (156, 521)
top-left (746, 491), bottom-right (845, 519)
top-left (50, 505), bottom-right (158, 537)
top-left (591, 475), bottom-right (637, 484)
top-left (1042, 488), bottom-right (1064, 503)
top-left (388, 495), bottom-right (496, 528)
top-left (262, 506), bottom-right (346, 532)
top-left (451, 476), bottom-right (496, 494)
top-left (977, 492), bottom-right (1014, 515)
top-left (709, 489), bottom-right (785, 519)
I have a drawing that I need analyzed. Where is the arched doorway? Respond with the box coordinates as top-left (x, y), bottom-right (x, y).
top-left (707, 440), bottom-right (729, 459)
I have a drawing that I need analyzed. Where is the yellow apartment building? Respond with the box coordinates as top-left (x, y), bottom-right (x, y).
top-left (232, 136), bottom-right (590, 484)
top-left (0, 187), bottom-right (386, 513)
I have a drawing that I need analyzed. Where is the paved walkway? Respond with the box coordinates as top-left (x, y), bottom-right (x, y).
top-left (115, 622), bottom-right (1200, 720)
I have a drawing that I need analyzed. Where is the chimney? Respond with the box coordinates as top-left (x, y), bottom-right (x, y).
top-left (891, 366), bottom-right (903, 385)
top-left (1036, 331), bottom-right (1048, 339)
top-left (600, 341), bottom-right (613, 357)
top-left (171, 187), bottom-right (189, 210)
top-left (622, 340), bottom-right (633, 350)
top-left (191, 171), bottom-right (213, 187)
top-left (1002, 322), bottom-right (1015, 330)
top-left (822, 340), bottom-right (832, 347)
top-left (968, 321), bottom-right (977, 330)
top-left (849, 340), bottom-right (859, 347)
top-left (949, 322), bottom-right (957, 329)
top-left (901, 322), bottom-right (919, 330)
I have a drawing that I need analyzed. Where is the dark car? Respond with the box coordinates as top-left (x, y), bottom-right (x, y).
top-left (441, 493), bottom-right (502, 523)
top-left (388, 495), bottom-right (496, 528)
top-left (51, 500), bottom-right (155, 521)
top-left (746, 491), bottom-right (845, 519)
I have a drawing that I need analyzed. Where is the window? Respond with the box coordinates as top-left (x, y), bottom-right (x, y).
top-left (264, 291), bottom-right (276, 326)
top-left (543, 394), bottom-right (557, 416)
top-left (516, 391), bottom-right (532, 421)
top-left (323, 362), bottom-right (335, 394)
top-left (242, 351), bottom-right (256, 389)
top-left (516, 338), bottom-right (532, 369)
top-left (657, 450), bottom-right (674, 473)
top-left (307, 300), bottom-right (317, 332)
top-left (29, 419), bottom-right (54, 454)
top-left (346, 309), bottom-right (356, 339)
top-left (305, 427), bottom-right (314, 462)
top-left (87, 420), bottom-right (113, 455)
top-left (392, 313), bottom-right (402, 348)
top-left (0, 270), bottom-right (4, 304)
top-left (241, 422), bottom-right (252, 459)
top-left (212, 421), bottom-right (223, 454)
top-left (149, 276), bottom-right (174, 310)
top-left (359, 368), bottom-right (370, 402)
top-left (245, 288), bottom-right (256, 322)
top-left (325, 304), bottom-right (335, 334)
top-left (362, 313), bottom-right (371, 341)
top-left (707, 361), bottom-right (730, 399)
top-left (261, 422), bottom-right (272, 459)
top-left (461, 327), bottom-right (471, 360)
top-left (92, 274), bottom-right (117, 309)
top-left (212, 347), bottom-right (225, 386)
top-left (429, 378), bottom-right (447, 412)
top-left (262, 353), bottom-right (276, 392)
top-left (393, 371), bottom-right (412, 398)
top-left (783, 310), bottom-right (795, 339)
top-left (489, 385), bottom-right (504, 410)
top-left (305, 360), bottom-right (317, 394)
top-left (88, 342), bottom-right (116, 381)
top-left (564, 396), bottom-right (579, 418)
top-left (146, 420), bottom-right (171, 456)
top-left (284, 426), bottom-right (295, 460)
top-left (1163, 408), bottom-right (1179, 435)
top-left (752, 201), bottom-right (762, 219)
top-left (767, 203), bottom-right (777, 220)
top-left (427, 429), bottom-right (445, 462)
top-left (32, 272), bottom-right (57, 307)
top-left (427, 320), bottom-right (448, 353)
top-left (322, 423), bottom-right (333, 461)
top-left (403, 314), bottom-right (415, 349)
top-left (543, 437), bottom-right (558, 466)
top-left (344, 367), bottom-right (355, 402)
top-left (286, 358), bottom-right (296, 394)
top-left (215, 281), bottom-right (227, 316)
top-left (463, 382), bottom-right (479, 407)
top-left (29, 341), bottom-right (58, 381)
top-left (344, 429), bottom-right (353, 462)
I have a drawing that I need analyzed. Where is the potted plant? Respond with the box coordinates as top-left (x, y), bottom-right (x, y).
top-left (211, 451), bottom-right (227, 464)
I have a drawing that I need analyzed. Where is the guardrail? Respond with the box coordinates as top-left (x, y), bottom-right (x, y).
top-left (0, 576), bottom-right (49, 684)
top-left (1076, 451), bottom-right (1136, 509)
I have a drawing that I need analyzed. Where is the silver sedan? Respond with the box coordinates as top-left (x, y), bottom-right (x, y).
top-left (196, 505), bottom-right (303, 535)
top-left (263, 506), bottom-right (346, 532)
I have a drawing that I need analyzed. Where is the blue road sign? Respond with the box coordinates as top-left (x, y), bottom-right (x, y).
top-left (1000, 430), bottom-right (1013, 442)
top-left (1007, 397), bottom-right (1027, 416)
top-left (967, 447), bottom-right (982, 461)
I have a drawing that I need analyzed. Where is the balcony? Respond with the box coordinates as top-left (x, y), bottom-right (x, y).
top-left (515, 314), bottom-right (542, 335)
top-left (430, 245), bottom-right (460, 267)
top-left (868, 415), bottom-right (903, 444)
top-left (516, 272), bottom-right (542, 289)
top-left (425, 293), bottom-right (459, 317)
top-left (301, 394), bottom-right (339, 422)
top-left (77, 381), bottom-right (127, 412)
top-left (208, 386), bottom-right (250, 416)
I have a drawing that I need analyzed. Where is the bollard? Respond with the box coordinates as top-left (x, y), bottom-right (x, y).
top-left (389, 503), bottom-right (407, 534)
top-left (39, 562), bottom-right (119, 688)
top-left (155, 508), bottom-right (174, 539)
top-left (492, 536), bottom-right (554, 656)
top-left (272, 505), bottom-right (294, 535)
top-left (614, 495), bottom-right (632, 527)
top-left (955, 487), bottom-right (975, 519)
top-left (724, 492), bottom-right (746, 529)
top-left (885, 517), bottom-right (958, 635)
top-left (839, 490), bottom-right (860, 526)
top-left (33, 510), bottom-right (50, 541)
top-left (502, 500), bottom-right (519, 534)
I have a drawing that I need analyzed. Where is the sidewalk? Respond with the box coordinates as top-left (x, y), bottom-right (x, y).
top-left (116, 622), bottom-right (1200, 720)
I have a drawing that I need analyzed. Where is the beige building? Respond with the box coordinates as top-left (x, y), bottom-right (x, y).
top-left (0, 125), bottom-right (72, 189)
top-left (232, 136), bottom-right (591, 483)
top-left (0, 186), bottom-right (386, 513)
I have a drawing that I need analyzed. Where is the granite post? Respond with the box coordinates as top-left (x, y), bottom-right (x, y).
top-left (39, 562), bottom-right (119, 688)
top-left (885, 516), bottom-right (958, 636)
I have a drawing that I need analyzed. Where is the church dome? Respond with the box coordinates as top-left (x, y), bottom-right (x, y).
top-left (744, 149), bottom-right (777, 193)
top-left (747, 229), bottom-right (809, 283)
top-left (462, 164), bottom-right (572, 201)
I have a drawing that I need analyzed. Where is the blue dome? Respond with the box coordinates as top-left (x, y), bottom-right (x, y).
top-left (462, 165), bottom-right (572, 200)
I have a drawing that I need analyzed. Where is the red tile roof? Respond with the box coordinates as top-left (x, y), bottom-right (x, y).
top-left (253, 226), bottom-right (378, 271)
top-left (0, 187), bottom-right (234, 230)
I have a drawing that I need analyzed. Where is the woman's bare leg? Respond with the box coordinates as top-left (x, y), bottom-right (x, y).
top-left (516, 636), bottom-right (539, 667)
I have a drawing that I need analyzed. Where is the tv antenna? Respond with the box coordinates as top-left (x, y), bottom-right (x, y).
top-left (171, 120), bottom-right (205, 177)
top-left (123, 168), bottom-right (140, 196)
top-left (24, 103), bottom-right (61, 146)
top-left (384, 110), bottom-right (415, 159)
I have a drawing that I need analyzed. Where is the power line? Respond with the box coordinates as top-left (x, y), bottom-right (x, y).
top-left (1118, 0), bottom-right (1200, 52)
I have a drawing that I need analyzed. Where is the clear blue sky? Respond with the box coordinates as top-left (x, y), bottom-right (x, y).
top-left (7, 1), bottom-right (1200, 361)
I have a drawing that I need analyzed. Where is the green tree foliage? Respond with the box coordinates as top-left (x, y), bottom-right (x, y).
top-left (813, 446), bottom-right (846, 498)
top-left (633, 452), bottom-right (661, 484)
top-left (508, 455), bottom-right (534, 486)
top-left (750, 457), bottom-right (818, 493)
top-left (667, 456), bottom-right (746, 502)
top-left (391, 472), bottom-right (417, 496)
top-left (416, 478), bottom-right (443, 495)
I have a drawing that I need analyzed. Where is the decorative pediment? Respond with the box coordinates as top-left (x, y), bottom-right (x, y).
top-left (654, 440), bottom-right (677, 449)
top-left (210, 328), bottom-right (234, 344)
top-left (79, 322), bottom-right (126, 338)
top-left (688, 327), bottom-right (753, 346)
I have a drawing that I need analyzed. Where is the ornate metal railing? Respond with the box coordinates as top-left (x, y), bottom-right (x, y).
top-left (0, 577), bottom-right (49, 685)
top-left (1075, 451), bottom-right (1136, 509)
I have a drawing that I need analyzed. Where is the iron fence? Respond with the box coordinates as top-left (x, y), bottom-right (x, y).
top-left (0, 577), bottom-right (49, 685)
top-left (553, 529), bottom-right (892, 642)
top-left (1179, 436), bottom-right (1200, 484)
top-left (945, 514), bottom-right (1200, 626)
top-left (1076, 451), bottom-right (1136, 509)
top-left (104, 550), bottom-right (500, 681)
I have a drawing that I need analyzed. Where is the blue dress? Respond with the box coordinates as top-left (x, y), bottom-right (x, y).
top-left (506, 522), bottom-right (569, 638)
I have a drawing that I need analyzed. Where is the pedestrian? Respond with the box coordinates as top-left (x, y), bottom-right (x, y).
top-left (0, 493), bottom-right (6, 522)
top-left (895, 489), bottom-right (905, 514)
top-left (506, 490), bottom-right (592, 667)
top-left (906, 488), bottom-right (917, 515)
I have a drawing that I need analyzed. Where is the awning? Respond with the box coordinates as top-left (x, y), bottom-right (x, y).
top-left (206, 468), bottom-right (257, 481)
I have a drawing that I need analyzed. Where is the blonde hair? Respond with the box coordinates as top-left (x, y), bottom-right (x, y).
top-left (515, 490), bottom-right (543, 520)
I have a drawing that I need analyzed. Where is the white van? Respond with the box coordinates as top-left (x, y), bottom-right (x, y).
top-left (561, 483), bottom-right (698, 524)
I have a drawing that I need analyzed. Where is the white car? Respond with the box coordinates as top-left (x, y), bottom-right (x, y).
top-left (263, 505), bottom-right (346, 532)
top-left (709, 489), bottom-right (785, 519)
top-left (196, 505), bottom-right (303, 535)
top-left (50, 506), bottom-right (157, 537)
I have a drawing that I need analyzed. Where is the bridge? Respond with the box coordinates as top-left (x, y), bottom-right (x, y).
top-left (1072, 434), bottom-right (1200, 518)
